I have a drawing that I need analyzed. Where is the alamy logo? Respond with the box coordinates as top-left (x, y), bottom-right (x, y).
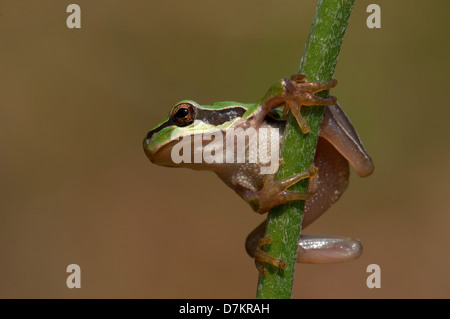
top-left (170, 124), bottom-right (280, 174)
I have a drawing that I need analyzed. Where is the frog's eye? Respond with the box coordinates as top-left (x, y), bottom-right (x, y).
top-left (171, 102), bottom-right (196, 127)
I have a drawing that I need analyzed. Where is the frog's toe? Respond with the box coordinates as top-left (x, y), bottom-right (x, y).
top-left (253, 236), bottom-right (286, 274)
top-left (285, 99), bottom-right (310, 133)
top-left (289, 74), bottom-right (337, 94)
top-left (298, 93), bottom-right (337, 106)
top-left (290, 73), bottom-right (307, 83)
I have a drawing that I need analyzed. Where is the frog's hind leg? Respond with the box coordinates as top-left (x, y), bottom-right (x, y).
top-left (320, 103), bottom-right (374, 177)
top-left (301, 104), bottom-right (374, 227)
top-left (245, 137), bottom-right (359, 267)
top-left (245, 221), bottom-right (362, 266)
top-left (297, 234), bottom-right (362, 264)
top-left (302, 137), bottom-right (350, 227)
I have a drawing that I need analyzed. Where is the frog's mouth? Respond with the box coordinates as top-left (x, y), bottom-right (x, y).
top-left (144, 132), bottom-right (217, 170)
top-left (143, 136), bottom-right (160, 164)
top-left (143, 124), bottom-right (177, 164)
top-left (143, 137), bottom-right (180, 167)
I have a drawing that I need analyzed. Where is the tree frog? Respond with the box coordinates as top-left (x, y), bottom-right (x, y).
top-left (143, 74), bottom-right (374, 271)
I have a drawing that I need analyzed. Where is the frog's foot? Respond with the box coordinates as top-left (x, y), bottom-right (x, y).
top-left (253, 236), bottom-right (286, 275)
top-left (247, 224), bottom-right (362, 267)
top-left (282, 74), bottom-right (337, 133)
top-left (249, 166), bottom-right (318, 214)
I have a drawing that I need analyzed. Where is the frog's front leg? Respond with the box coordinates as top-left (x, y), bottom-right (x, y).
top-left (248, 74), bottom-right (337, 133)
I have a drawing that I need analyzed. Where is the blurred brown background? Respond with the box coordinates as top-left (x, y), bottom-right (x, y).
top-left (0, 0), bottom-right (449, 298)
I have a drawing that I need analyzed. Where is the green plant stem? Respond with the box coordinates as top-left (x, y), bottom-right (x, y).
top-left (256, 0), bottom-right (355, 299)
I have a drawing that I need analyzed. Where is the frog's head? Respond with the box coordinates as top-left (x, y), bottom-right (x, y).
top-left (143, 100), bottom-right (247, 168)
top-left (143, 100), bottom-right (199, 167)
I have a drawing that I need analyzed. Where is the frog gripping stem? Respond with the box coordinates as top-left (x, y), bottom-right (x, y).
top-left (253, 236), bottom-right (287, 275)
top-left (282, 74), bottom-right (338, 133)
top-left (250, 166), bottom-right (318, 215)
top-left (252, 74), bottom-right (337, 133)
top-left (257, 0), bottom-right (357, 299)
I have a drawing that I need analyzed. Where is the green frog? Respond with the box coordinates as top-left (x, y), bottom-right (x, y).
top-left (143, 74), bottom-right (374, 271)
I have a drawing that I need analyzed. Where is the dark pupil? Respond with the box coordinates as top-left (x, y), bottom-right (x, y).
top-left (175, 108), bottom-right (189, 118)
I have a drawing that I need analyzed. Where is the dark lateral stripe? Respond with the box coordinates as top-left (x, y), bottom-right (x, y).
top-left (196, 106), bottom-right (246, 126)
top-left (146, 118), bottom-right (175, 140)
top-left (145, 106), bottom-right (244, 140)
top-left (146, 106), bottom-right (284, 140)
